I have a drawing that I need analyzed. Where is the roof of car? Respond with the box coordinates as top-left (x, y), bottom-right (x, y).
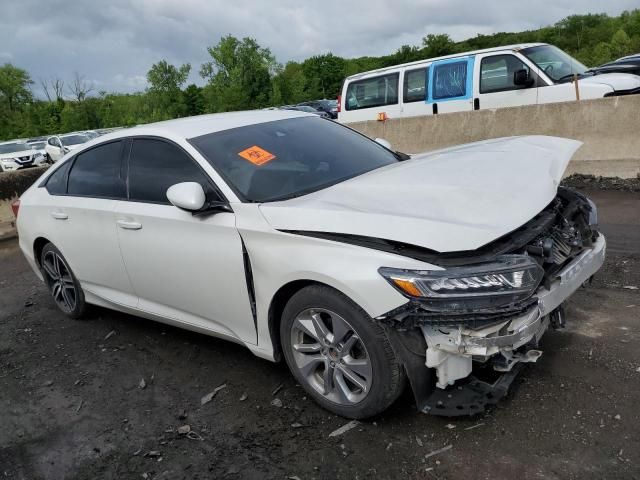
top-left (345, 43), bottom-right (547, 80)
top-left (109, 109), bottom-right (315, 140)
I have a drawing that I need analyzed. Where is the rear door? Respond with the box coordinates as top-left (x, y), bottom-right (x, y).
top-left (474, 53), bottom-right (539, 110)
top-left (342, 72), bottom-right (402, 122)
top-left (41, 140), bottom-right (137, 307)
top-left (427, 56), bottom-right (475, 114)
top-left (114, 137), bottom-right (256, 343)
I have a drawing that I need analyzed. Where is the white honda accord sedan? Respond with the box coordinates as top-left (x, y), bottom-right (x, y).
top-left (15, 110), bottom-right (605, 418)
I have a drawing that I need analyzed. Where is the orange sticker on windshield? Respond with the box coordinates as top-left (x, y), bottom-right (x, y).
top-left (238, 145), bottom-right (276, 166)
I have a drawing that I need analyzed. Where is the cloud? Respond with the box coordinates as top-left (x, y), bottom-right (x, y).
top-left (1, 0), bottom-right (637, 96)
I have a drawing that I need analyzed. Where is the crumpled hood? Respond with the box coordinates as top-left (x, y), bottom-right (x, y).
top-left (259, 136), bottom-right (582, 253)
top-left (580, 72), bottom-right (640, 91)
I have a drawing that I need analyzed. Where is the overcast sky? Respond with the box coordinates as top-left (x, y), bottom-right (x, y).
top-left (1, 0), bottom-right (637, 97)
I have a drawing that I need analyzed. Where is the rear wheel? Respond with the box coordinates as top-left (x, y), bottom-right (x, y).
top-left (40, 243), bottom-right (86, 319)
top-left (280, 285), bottom-right (405, 419)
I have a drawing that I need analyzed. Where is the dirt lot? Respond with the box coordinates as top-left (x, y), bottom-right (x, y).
top-left (1, 189), bottom-right (639, 480)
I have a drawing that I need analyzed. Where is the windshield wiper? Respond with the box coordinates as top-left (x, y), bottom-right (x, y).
top-left (555, 73), bottom-right (586, 83)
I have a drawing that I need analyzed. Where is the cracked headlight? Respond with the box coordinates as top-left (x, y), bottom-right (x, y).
top-left (379, 255), bottom-right (544, 311)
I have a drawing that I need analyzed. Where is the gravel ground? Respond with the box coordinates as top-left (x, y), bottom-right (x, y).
top-left (1, 189), bottom-right (639, 480)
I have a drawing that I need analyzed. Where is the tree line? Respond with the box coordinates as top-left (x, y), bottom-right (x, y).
top-left (1, 9), bottom-right (639, 141)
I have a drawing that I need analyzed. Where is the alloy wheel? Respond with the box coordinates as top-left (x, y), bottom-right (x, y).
top-left (42, 250), bottom-right (77, 313)
top-left (290, 308), bottom-right (373, 405)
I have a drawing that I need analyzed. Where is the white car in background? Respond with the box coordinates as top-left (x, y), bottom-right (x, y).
top-left (45, 133), bottom-right (92, 162)
top-left (15, 111), bottom-right (605, 418)
top-left (0, 140), bottom-right (48, 172)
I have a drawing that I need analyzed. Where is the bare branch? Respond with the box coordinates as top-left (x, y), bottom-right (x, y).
top-left (68, 71), bottom-right (94, 102)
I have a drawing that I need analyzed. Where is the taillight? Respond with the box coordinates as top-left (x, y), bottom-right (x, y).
top-left (337, 95), bottom-right (341, 113)
top-left (10, 198), bottom-right (20, 218)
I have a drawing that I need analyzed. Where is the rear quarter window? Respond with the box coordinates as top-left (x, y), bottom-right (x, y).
top-left (345, 73), bottom-right (399, 111)
top-left (45, 161), bottom-right (71, 195)
top-left (67, 141), bottom-right (126, 198)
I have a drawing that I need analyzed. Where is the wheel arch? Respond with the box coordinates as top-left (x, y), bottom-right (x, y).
top-left (268, 279), bottom-right (344, 361)
top-left (33, 236), bottom-right (51, 267)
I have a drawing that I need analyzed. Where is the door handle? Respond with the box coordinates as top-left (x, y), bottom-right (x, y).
top-left (51, 211), bottom-right (68, 220)
top-left (116, 220), bottom-right (142, 230)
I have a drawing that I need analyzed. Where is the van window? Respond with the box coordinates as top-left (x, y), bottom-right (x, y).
top-left (345, 73), bottom-right (399, 111)
top-left (432, 61), bottom-right (468, 100)
top-left (480, 55), bottom-right (534, 93)
top-left (403, 68), bottom-right (428, 103)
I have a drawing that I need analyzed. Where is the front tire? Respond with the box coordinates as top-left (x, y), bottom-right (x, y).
top-left (40, 243), bottom-right (87, 319)
top-left (280, 285), bottom-right (405, 419)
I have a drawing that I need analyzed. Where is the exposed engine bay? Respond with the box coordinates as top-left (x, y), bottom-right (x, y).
top-left (376, 187), bottom-right (606, 415)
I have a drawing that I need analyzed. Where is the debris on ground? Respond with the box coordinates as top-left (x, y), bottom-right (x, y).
top-left (445, 423), bottom-right (456, 429)
top-left (201, 384), bottom-right (227, 405)
top-left (328, 420), bottom-right (359, 438)
top-left (239, 392), bottom-right (248, 402)
top-left (424, 444), bottom-right (453, 459)
top-left (177, 425), bottom-right (191, 435)
top-left (291, 422), bottom-right (304, 428)
top-left (415, 436), bottom-right (423, 447)
top-left (177, 409), bottom-right (187, 420)
top-left (75, 399), bottom-right (83, 414)
top-left (271, 398), bottom-right (283, 408)
top-left (145, 451), bottom-right (161, 458)
top-left (42, 380), bottom-right (53, 387)
top-left (464, 423), bottom-right (485, 431)
top-left (272, 383), bottom-right (284, 396)
top-left (24, 300), bottom-right (34, 307)
top-left (139, 378), bottom-right (147, 389)
top-left (623, 285), bottom-right (638, 290)
top-left (104, 330), bottom-right (116, 340)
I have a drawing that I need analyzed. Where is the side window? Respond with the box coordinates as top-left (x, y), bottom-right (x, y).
top-left (345, 73), bottom-right (399, 111)
top-left (45, 161), bottom-right (71, 195)
top-left (403, 67), bottom-right (428, 103)
top-left (128, 138), bottom-right (217, 204)
top-left (480, 55), bottom-right (534, 94)
top-left (67, 141), bottom-right (125, 198)
top-left (433, 61), bottom-right (468, 100)
top-left (47, 138), bottom-right (58, 147)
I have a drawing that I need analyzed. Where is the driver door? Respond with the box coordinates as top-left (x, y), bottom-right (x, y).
top-left (114, 137), bottom-right (256, 344)
top-left (46, 137), bottom-right (64, 161)
top-left (473, 53), bottom-right (539, 110)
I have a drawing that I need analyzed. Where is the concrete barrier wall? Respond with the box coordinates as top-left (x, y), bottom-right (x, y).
top-left (0, 167), bottom-right (48, 240)
top-left (348, 95), bottom-right (640, 179)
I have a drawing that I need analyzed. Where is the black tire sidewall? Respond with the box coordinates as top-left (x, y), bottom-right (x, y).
top-left (41, 243), bottom-right (86, 319)
top-left (280, 285), bottom-right (404, 419)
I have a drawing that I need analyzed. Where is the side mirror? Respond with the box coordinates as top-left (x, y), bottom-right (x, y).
top-left (513, 69), bottom-right (534, 87)
top-left (374, 138), bottom-right (392, 150)
top-left (167, 182), bottom-right (206, 211)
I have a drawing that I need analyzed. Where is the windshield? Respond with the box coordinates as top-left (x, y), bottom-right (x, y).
top-left (0, 142), bottom-right (28, 154)
top-left (189, 117), bottom-right (399, 202)
top-left (29, 142), bottom-right (46, 150)
top-left (60, 134), bottom-right (90, 146)
top-left (521, 45), bottom-right (588, 82)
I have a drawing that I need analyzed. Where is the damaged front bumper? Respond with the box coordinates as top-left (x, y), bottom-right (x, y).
top-left (382, 234), bottom-right (606, 415)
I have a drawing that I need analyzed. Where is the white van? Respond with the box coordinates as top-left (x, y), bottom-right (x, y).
top-left (338, 43), bottom-right (640, 123)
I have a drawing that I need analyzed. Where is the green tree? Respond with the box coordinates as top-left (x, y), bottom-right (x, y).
top-left (421, 34), bottom-right (456, 57)
top-left (147, 60), bottom-right (191, 119)
top-left (0, 63), bottom-right (33, 111)
top-left (200, 35), bottom-right (277, 112)
top-left (183, 84), bottom-right (205, 116)
top-left (610, 29), bottom-right (632, 58)
top-left (301, 53), bottom-right (346, 99)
